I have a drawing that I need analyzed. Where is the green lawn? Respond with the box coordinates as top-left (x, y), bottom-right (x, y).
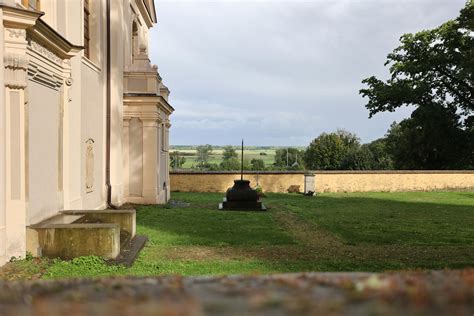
top-left (2, 191), bottom-right (473, 280)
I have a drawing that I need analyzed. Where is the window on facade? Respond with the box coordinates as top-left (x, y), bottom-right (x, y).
top-left (161, 124), bottom-right (165, 152)
top-left (132, 21), bottom-right (139, 61)
top-left (22, 0), bottom-right (40, 10)
top-left (84, 0), bottom-right (91, 59)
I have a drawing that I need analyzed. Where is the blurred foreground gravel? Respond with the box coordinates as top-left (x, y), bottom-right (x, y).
top-left (0, 270), bottom-right (473, 315)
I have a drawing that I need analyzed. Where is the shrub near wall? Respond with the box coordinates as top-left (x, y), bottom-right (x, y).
top-left (170, 171), bottom-right (474, 193)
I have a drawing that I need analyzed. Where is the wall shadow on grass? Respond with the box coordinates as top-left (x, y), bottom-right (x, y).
top-left (133, 191), bottom-right (474, 273)
top-left (136, 192), bottom-right (296, 247)
top-left (264, 192), bottom-right (474, 246)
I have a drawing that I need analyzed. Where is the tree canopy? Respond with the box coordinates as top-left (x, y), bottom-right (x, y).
top-left (250, 158), bottom-right (265, 171)
top-left (222, 146), bottom-right (238, 161)
top-left (384, 105), bottom-right (472, 169)
top-left (360, 2), bottom-right (473, 125)
top-left (195, 144), bottom-right (213, 169)
top-left (170, 151), bottom-right (186, 169)
top-left (303, 130), bottom-right (360, 170)
top-left (360, 1), bottom-right (473, 170)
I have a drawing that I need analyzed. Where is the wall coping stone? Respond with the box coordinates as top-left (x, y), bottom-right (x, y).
top-left (29, 223), bottom-right (120, 230)
top-left (171, 170), bottom-right (474, 175)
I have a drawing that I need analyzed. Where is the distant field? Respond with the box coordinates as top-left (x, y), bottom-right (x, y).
top-left (170, 146), bottom-right (290, 169)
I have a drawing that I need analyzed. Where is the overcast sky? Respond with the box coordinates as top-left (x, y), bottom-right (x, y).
top-left (149, 0), bottom-right (465, 146)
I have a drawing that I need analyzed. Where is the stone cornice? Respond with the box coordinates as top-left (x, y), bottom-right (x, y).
top-left (123, 110), bottom-right (162, 123)
top-left (1, 4), bottom-right (42, 29)
top-left (136, 0), bottom-right (156, 28)
top-left (123, 93), bottom-right (175, 115)
top-left (27, 19), bottom-right (83, 60)
top-left (157, 95), bottom-right (174, 115)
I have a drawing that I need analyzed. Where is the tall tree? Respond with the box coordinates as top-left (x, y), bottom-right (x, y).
top-left (222, 146), bottom-right (238, 161)
top-left (195, 144), bottom-right (213, 169)
top-left (365, 138), bottom-right (395, 170)
top-left (220, 157), bottom-right (240, 171)
top-left (170, 151), bottom-right (186, 169)
top-left (341, 146), bottom-right (375, 170)
top-left (385, 104), bottom-right (472, 169)
top-left (250, 158), bottom-right (265, 171)
top-left (360, 2), bottom-right (473, 124)
top-left (303, 129), bottom-right (360, 170)
top-left (360, 2), bottom-right (473, 169)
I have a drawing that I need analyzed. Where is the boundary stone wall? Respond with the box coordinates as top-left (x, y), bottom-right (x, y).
top-left (170, 171), bottom-right (474, 193)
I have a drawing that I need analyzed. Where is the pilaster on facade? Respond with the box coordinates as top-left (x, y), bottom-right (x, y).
top-left (123, 106), bottom-right (163, 204)
top-left (2, 4), bottom-right (40, 263)
top-left (122, 38), bottom-right (173, 205)
top-left (0, 0), bottom-right (173, 267)
top-left (1, 3), bottom-right (81, 263)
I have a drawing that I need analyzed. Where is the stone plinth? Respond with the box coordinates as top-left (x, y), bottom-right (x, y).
top-left (220, 180), bottom-right (266, 211)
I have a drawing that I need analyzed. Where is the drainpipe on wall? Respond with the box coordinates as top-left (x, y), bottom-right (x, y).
top-left (105, 0), bottom-right (117, 209)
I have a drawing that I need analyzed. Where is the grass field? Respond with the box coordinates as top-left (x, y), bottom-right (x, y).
top-left (1, 191), bottom-right (473, 280)
top-left (170, 146), bottom-right (283, 169)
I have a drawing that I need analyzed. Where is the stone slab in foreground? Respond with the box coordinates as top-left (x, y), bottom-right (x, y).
top-left (0, 270), bottom-right (473, 315)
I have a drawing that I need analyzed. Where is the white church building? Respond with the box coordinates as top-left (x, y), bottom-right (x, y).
top-left (0, 0), bottom-right (173, 266)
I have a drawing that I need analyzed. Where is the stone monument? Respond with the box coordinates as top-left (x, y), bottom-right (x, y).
top-left (219, 140), bottom-right (266, 211)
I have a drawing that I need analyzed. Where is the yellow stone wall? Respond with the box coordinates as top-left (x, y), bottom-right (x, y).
top-left (170, 171), bottom-right (474, 193)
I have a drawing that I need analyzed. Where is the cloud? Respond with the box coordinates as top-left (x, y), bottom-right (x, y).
top-left (150, 0), bottom-right (466, 145)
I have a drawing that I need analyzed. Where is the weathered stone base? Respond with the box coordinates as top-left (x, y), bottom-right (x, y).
top-left (61, 210), bottom-right (136, 239)
top-left (219, 198), bottom-right (266, 211)
top-left (0, 270), bottom-right (472, 315)
top-left (27, 210), bottom-right (137, 260)
top-left (28, 224), bottom-right (120, 260)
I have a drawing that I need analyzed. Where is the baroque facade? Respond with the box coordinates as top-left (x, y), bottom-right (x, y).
top-left (0, 0), bottom-right (173, 266)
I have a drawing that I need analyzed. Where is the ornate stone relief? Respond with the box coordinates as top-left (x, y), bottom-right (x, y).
top-left (85, 139), bottom-right (95, 193)
top-left (28, 39), bottom-right (63, 65)
top-left (6, 28), bottom-right (26, 40)
top-left (4, 53), bottom-right (28, 89)
top-left (65, 77), bottom-right (73, 86)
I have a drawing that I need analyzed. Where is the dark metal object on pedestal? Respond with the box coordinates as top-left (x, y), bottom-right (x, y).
top-left (219, 140), bottom-right (266, 211)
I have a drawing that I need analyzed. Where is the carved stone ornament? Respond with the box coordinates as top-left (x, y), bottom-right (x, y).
top-left (29, 39), bottom-right (63, 65)
top-left (85, 139), bottom-right (95, 193)
top-left (4, 53), bottom-right (28, 89)
top-left (65, 77), bottom-right (73, 86)
top-left (6, 28), bottom-right (26, 39)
